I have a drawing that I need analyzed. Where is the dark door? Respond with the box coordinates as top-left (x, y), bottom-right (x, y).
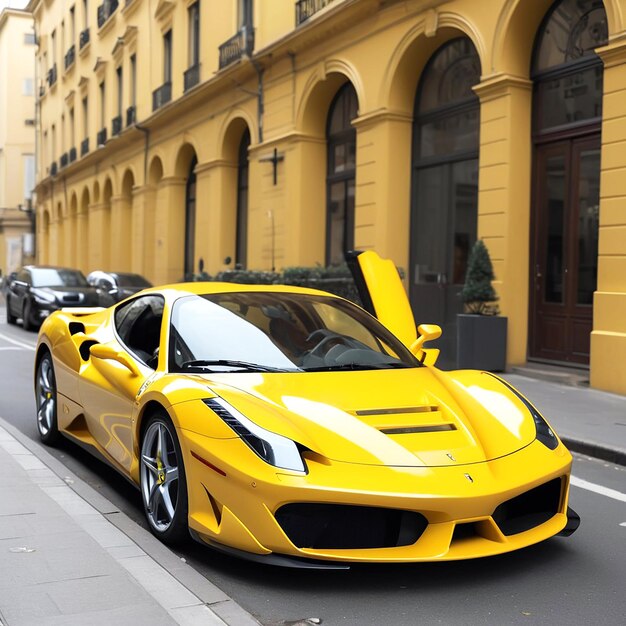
top-left (530, 136), bottom-right (600, 364)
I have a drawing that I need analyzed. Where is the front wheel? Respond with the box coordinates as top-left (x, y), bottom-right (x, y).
top-left (22, 300), bottom-right (34, 331)
top-left (140, 414), bottom-right (189, 545)
top-left (35, 352), bottom-right (60, 445)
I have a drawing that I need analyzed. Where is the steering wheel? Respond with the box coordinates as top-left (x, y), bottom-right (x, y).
top-left (305, 329), bottom-right (349, 358)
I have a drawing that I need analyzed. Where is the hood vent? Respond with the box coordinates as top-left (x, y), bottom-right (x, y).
top-left (379, 424), bottom-right (457, 435)
top-left (355, 406), bottom-right (438, 416)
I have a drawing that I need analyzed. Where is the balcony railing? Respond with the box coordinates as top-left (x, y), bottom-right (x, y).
top-left (218, 26), bottom-right (254, 69)
top-left (184, 63), bottom-right (200, 92)
top-left (47, 64), bottom-right (58, 87)
top-left (97, 0), bottom-right (119, 28)
top-left (79, 27), bottom-right (90, 50)
top-left (60, 152), bottom-right (69, 168)
top-left (111, 115), bottom-right (123, 136)
top-left (126, 105), bottom-right (136, 127)
top-left (69, 146), bottom-right (77, 163)
top-left (64, 44), bottom-right (76, 70)
top-left (152, 81), bottom-right (172, 111)
top-left (50, 161), bottom-right (58, 176)
top-left (295, 0), bottom-right (333, 25)
top-left (96, 128), bottom-right (107, 146)
top-left (80, 138), bottom-right (89, 156)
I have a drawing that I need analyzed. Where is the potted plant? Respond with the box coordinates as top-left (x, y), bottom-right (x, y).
top-left (457, 240), bottom-right (507, 371)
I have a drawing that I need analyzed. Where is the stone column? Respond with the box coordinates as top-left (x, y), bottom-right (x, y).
top-left (590, 41), bottom-right (626, 394)
top-left (110, 194), bottom-right (132, 272)
top-left (473, 73), bottom-right (533, 366)
top-left (154, 176), bottom-right (186, 284)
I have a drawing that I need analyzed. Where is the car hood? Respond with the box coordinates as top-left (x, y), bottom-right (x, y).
top-left (201, 367), bottom-right (537, 468)
top-left (35, 286), bottom-right (100, 304)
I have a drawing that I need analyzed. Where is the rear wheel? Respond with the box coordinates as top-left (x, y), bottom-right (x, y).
top-left (140, 413), bottom-right (189, 545)
top-left (35, 352), bottom-right (60, 445)
top-left (6, 296), bottom-right (17, 324)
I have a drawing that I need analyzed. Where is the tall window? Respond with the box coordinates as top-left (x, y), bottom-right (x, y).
top-left (410, 38), bottom-right (481, 368)
top-left (163, 30), bottom-right (172, 83)
top-left (185, 157), bottom-right (198, 277)
top-left (116, 66), bottom-right (123, 116)
top-left (82, 0), bottom-right (88, 29)
top-left (69, 107), bottom-right (75, 146)
top-left (188, 2), bottom-right (200, 67)
top-left (236, 129), bottom-right (250, 268)
top-left (82, 96), bottom-right (88, 138)
top-left (51, 124), bottom-right (56, 162)
top-left (130, 54), bottom-right (137, 106)
top-left (99, 81), bottom-right (105, 128)
top-left (238, 0), bottom-right (253, 28)
top-left (51, 30), bottom-right (56, 67)
top-left (61, 115), bottom-right (65, 152)
top-left (326, 83), bottom-right (357, 266)
top-left (70, 5), bottom-right (75, 41)
top-left (23, 155), bottom-right (35, 200)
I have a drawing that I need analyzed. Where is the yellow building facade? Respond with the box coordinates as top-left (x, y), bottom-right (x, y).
top-left (0, 8), bottom-right (36, 277)
top-left (28, 0), bottom-right (626, 394)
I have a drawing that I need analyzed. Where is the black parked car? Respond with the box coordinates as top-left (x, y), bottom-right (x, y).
top-left (86, 271), bottom-right (152, 306)
top-left (6, 266), bottom-right (100, 330)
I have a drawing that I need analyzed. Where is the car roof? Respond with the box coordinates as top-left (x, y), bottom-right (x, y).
top-left (24, 265), bottom-right (84, 272)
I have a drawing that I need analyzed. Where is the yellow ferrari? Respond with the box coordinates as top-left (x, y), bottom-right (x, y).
top-left (34, 251), bottom-right (578, 567)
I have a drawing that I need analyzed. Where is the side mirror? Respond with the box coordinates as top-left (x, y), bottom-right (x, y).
top-left (410, 324), bottom-right (442, 366)
top-left (90, 343), bottom-right (141, 377)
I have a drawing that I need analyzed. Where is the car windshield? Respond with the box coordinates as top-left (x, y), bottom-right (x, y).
top-left (169, 292), bottom-right (421, 373)
top-left (31, 268), bottom-right (89, 288)
top-left (113, 273), bottom-right (152, 288)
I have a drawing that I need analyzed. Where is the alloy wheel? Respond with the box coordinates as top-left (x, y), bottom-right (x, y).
top-left (35, 354), bottom-right (59, 444)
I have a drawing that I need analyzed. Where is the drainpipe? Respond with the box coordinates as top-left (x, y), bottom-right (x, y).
top-left (251, 59), bottom-right (264, 144)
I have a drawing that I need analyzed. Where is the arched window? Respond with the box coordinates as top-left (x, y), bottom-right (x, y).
top-left (529, 0), bottom-right (607, 365)
top-left (184, 156), bottom-right (197, 277)
top-left (410, 38), bottom-right (481, 368)
top-left (236, 129), bottom-right (250, 269)
top-left (326, 83), bottom-right (357, 266)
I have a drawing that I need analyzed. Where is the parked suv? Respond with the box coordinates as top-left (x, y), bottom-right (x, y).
top-left (6, 266), bottom-right (100, 330)
top-left (86, 271), bottom-right (152, 306)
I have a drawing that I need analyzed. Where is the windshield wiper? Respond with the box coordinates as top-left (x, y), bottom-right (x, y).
top-left (302, 362), bottom-right (413, 372)
top-left (180, 359), bottom-right (291, 373)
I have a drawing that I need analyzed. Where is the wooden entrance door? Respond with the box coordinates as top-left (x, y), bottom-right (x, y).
top-left (530, 135), bottom-right (600, 365)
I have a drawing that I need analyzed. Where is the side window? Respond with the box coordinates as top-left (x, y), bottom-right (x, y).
top-left (114, 295), bottom-right (164, 367)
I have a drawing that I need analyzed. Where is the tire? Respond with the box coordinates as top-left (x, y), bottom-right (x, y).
top-left (6, 296), bottom-right (17, 325)
top-left (140, 413), bottom-right (189, 545)
top-left (22, 300), bottom-right (34, 331)
top-left (35, 352), bottom-right (60, 445)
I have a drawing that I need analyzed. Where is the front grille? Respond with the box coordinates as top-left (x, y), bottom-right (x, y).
top-left (275, 503), bottom-right (428, 549)
top-left (61, 294), bottom-right (81, 304)
top-left (492, 478), bottom-right (562, 536)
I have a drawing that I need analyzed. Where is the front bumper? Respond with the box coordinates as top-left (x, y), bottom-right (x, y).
top-left (179, 431), bottom-right (574, 563)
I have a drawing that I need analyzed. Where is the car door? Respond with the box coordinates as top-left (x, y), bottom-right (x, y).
top-left (346, 250), bottom-right (418, 348)
top-left (79, 294), bottom-right (165, 472)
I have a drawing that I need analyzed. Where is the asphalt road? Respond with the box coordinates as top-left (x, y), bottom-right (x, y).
top-left (0, 310), bottom-right (624, 626)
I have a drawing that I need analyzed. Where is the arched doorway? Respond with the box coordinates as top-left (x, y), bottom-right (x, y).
top-left (184, 156), bottom-right (197, 277)
top-left (236, 129), bottom-right (250, 269)
top-left (529, 0), bottom-right (607, 365)
top-left (409, 38), bottom-right (481, 368)
top-left (326, 83), bottom-right (357, 266)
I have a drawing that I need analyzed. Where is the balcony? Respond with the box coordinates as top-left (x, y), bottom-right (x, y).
top-left (50, 161), bottom-right (58, 177)
top-left (96, 128), bottom-right (107, 146)
top-left (47, 64), bottom-right (58, 88)
top-left (111, 115), bottom-right (123, 136)
top-left (152, 82), bottom-right (172, 111)
top-left (218, 27), bottom-right (254, 69)
top-left (126, 105), bottom-right (136, 127)
top-left (79, 28), bottom-right (90, 50)
top-left (64, 45), bottom-right (76, 70)
top-left (295, 0), bottom-right (333, 25)
top-left (184, 63), bottom-right (200, 92)
top-left (97, 0), bottom-right (119, 28)
top-left (69, 147), bottom-right (77, 163)
top-left (80, 138), bottom-right (89, 156)
top-left (60, 152), bottom-right (69, 168)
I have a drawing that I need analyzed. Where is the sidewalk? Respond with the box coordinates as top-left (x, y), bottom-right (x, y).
top-left (0, 418), bottom-right (260, 626)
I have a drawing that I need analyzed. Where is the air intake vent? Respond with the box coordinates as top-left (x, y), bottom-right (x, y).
top-left (380, 424), bottom-right (457, 435)
top-left (355, 406), bottom-right (438, 416)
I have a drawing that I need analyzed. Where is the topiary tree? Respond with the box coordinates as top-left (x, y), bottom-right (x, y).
top-left (461, 239), bottom-right (500, 315)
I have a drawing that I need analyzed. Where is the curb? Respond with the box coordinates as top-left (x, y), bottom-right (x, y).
top-left (0, 416), bottom-right (261, 626)
top-left (562, 436), bottom-right (626, 468)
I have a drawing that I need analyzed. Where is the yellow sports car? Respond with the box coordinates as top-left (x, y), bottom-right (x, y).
top-left (34, 251), bottom-right (578, 567)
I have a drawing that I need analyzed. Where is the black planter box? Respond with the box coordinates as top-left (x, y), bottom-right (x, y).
top-left (457, 314), bottom-right (508, 372)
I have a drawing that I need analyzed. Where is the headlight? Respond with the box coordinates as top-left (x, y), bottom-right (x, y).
top-left (203, 397), bottom-right (306, 472)
top-left (493, 376), bottom-right (559, 450)
top-left (32, 290), bottom-right (56, 304)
